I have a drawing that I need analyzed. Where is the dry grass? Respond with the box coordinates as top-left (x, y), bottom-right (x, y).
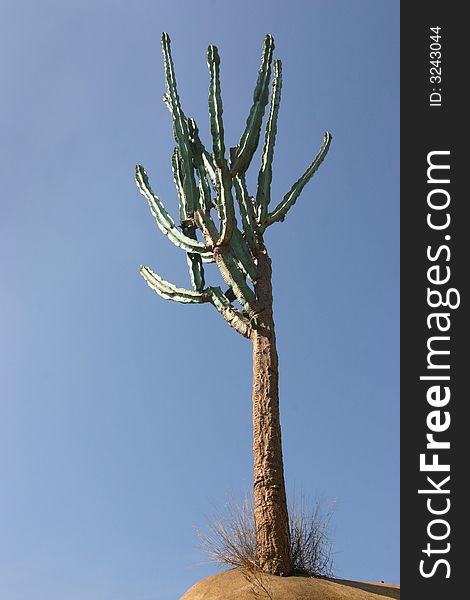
top-left (197, 495), bottom-right (257, 570)
top-left (197, 494), bottom-right (334, 578)
top-left (240, 565), bottom-right (275, 600)
top-left (290, 500), bottom-right (334, 577)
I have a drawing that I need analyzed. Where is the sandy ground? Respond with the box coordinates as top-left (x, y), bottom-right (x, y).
top-left (181, 567), bottom-right (400, 600)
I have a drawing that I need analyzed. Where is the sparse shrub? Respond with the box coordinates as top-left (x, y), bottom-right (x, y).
top-left (289, 499), bottom-right (334, 577)
top-left (197, 496), bottom-right (257, 570)
top-left (197, 494), bottom-right (334, 577)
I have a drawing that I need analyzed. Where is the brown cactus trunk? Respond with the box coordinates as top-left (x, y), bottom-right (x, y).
top-left (251, 246), bottom-right (293, 576)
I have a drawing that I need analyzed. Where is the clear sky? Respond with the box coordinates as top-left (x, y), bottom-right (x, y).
top-left (0, 1), bottom-right (399, 598)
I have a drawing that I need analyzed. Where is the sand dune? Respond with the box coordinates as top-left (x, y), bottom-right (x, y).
top-left (181, 567), bottom-right (400, 600)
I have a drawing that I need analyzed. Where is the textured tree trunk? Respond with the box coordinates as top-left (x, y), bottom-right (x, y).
top-left (251, 246), bottom-right (293, 576)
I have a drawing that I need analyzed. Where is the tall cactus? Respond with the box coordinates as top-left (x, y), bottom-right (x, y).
top-left (135, 33), bottom-right (331, 576)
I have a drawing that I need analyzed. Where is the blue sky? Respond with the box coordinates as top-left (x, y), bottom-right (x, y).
top-left (0, 1), bottom-right (399, 597)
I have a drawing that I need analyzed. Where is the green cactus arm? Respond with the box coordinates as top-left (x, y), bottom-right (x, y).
top-left (190, 124), bottom-right (258, 282)
top-left (207, 286), bottom-right (253, 338)
top-left (207, 44), bottom-right (236, 245)
top-left (180, 222), bottom-right (205, 291)
top-left (202, 150), bottom-right (218, 190)
top-left (170, 123), bottom-right (217, 259)
top-left (161, 32), bottom-right (198, 215)
top-left (171, 147), bottom-right (187, 222)
top-left (185, 118), bottom-right (221, 248)
top-left (215, 168), bottom-right (236, 245)
top-left (163, 98), bottom-right (218, 192)
top-left (171, 134), bottom-right (206, 290)
top-left (214, 250), bottom-right (257, 313)
top-left (186, 118), bottom-right (215, 213)
top-left (230, 227), bottom-right (258, 282)
top-left (135, 165), bottom-right (213, 259)
top-left (139, 265), bottom-right (208, 303)
top-left (233, 174), bottom-right (257, 249)
top-left (265, 131), bottom-right (332, 227)
top-left (256, 59), bottom-right (283, 223)
top-left (207, 45), bottom-right (226, 165)
top-left (230, 34), bottom-right (275, 177)
top-left (186, 253), bottom-right (205, 290)
top-left (194, 209), bottom-right (219, 248)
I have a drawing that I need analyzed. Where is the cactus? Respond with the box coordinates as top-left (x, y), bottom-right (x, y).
top-left (230, 34), bottom-right (275, 177)
top-left (134, 33), bottom-right (331, 576)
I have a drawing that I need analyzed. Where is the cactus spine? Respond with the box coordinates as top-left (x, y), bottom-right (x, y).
top-left (135, 33), bottom-right (331, 576)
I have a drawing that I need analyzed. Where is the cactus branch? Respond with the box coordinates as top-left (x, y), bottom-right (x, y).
top-left (194, 209), bottom-right (219, 247)
top-left (181, 222), bottom-right (206, 291)
top-left (230, 227), bottom-right (258, 282)
top-left (140, 266), bottom-right (208, 303)
top-left (265, 131), bottom-right (332, 227)
top-left (207, 45), bottom-right (226, 165)
top-left (186, 118), bottom-right (214, 212)
top-left (171, 148), bottom-right (205, 289)
top-left (215, 166), bottom-right (236, 246)
top-left (207, 44), bottom-right (236, 245)
top-left (186, 253), bottom-right (205, 291)
top-left (207, 286), bottom-right (253, 338)
top-left (202, 151), bottom-right (218, 190)
top-left (230, 34), bottom-right (275, 176)
top-left (213, 249), bottom-right (257, 313)
top-left (135, 165), bottom-right (213, 259)
top-left (256, 59), bottom-right (283, 223)
top-left (161, 32), bottom-right (198, 215)
top-left (233, 174), bottom-right (258, 248)
top-left (171, 147), bottom-right (187, 222)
